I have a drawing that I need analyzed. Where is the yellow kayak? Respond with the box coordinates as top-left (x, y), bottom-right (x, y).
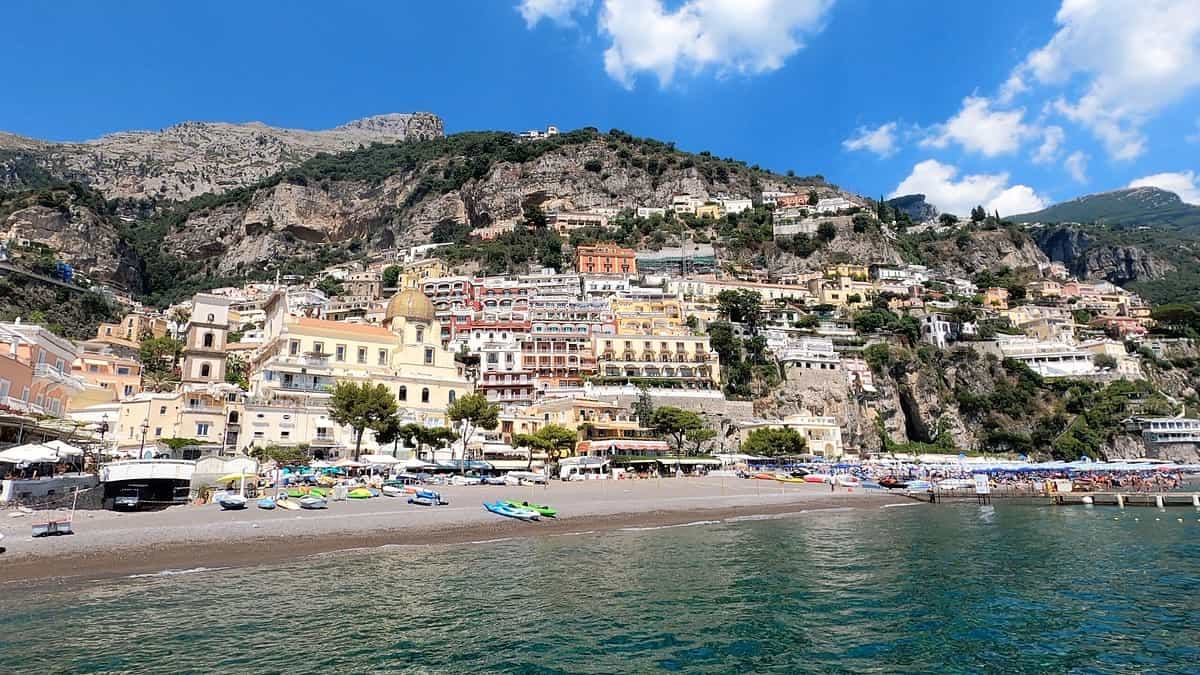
top-left (774, 476), bottom-right (807, 484)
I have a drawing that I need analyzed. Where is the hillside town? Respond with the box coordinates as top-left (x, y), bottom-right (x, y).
top-left (3, 181), bottom-right (1196, 507)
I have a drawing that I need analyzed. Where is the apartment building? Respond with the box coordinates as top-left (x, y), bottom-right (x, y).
top-left (575, 243), bottom-right (637, 276)
top-left (593, 334), bottom-right (720, 389)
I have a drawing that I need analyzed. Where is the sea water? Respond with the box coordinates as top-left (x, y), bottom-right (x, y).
top-left (2, 503), bottom-right (1199, 673)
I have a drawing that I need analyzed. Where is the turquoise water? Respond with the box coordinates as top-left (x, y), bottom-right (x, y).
top-left (3, 503), bottom-right (1200, 673)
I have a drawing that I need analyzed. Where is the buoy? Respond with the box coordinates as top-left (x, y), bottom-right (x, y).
top-left (1082, 496), bottom-right (1094, 505)
top-left (1178, 518), bottom-right (1184, 523)
top-left (1112, 517), bottom-right (1119, 521)
top-left (1156, 518), bottom-right (1161, 521)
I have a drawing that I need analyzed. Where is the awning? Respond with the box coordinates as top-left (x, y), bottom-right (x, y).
top-left (0, 444), bottom-right (60, 464)
top-left (655, 458), bottom-right (722, 466)
top-left (42, 440), bottom-right (85, 457)
top-left (359, 454), bottom-right (402, 465)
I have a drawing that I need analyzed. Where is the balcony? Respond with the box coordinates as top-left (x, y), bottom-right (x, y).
top-left (183, 404), bottom-right (224, 415)
top-left (276, 382), bottom-right (332, 394)
top-left (3, 396), bottom-right (44, 414)
top-left (34, 364), bottom-right (87, 391)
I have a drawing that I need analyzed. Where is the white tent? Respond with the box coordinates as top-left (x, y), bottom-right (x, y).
top-left (0, 444), bottom-right (60, 464)
top-left (360, 454), bottom-right (402, 465)
top-left (334, 458), bottom-right (366, 468)
top-left (402, 458), bottom-right (436, 470)
top-left (42, 440), bottom-right (85, 457)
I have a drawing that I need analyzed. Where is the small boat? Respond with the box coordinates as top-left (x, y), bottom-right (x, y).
top-left (905, 480), bottom-right (932, 490)
top-left (367, 488), bottom-right (381, 497)
top-left (32, 518), bottom-right (74, 537)
top-left (309, 487), bottom-right (330, 497)
top-left (347, 488), bottom-right (373, 499)
top-left (257, 497), bottom-right (276, 510)
top-left (218, 494), bottom-right (247, 510)
top-left (483, 501), bottom-right (539, 521)
top-left (836, 476), bottom-right (861, 488)
top-left (382, 485), bottom-right (405, 497)
top-left (298, 496), bottom-right (328, 509)
top-left (408, 495), bottom-right (436, 506)
top-left (503, 500), bottom-right (557, 518)
top-left (804, 474), bottom-right (831, 484)
top-left (754, 473), bottom-right (777, 481)
top-left (774, 475), bottom-right (807, 484)
top-left (277, 497), bottom-right (300, 511)
top-left (416, 489), bottom-right (447, 505)
top-left (877, 477), bottom-right (909, 490)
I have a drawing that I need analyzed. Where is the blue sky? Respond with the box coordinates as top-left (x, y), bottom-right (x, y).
top-left (3, 0), bottom-right (1199, 214)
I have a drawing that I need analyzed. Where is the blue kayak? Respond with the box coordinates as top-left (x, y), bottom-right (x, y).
top-left (414, 489), bottom-right (448, 505)
top-left (257, 497), bottom-right (276, 509)
top-left (483, 501), bottom-right (539, 521)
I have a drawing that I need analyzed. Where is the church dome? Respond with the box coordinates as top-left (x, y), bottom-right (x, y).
top-left (384, 289), bottom-right (436, 324)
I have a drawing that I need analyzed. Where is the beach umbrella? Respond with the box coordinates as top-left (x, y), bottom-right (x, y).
top-left (42, 440), bottom-right (85, 457)
top-left (215, 472), bottom-right (256, 483)
top-left (0, 444), bottom-right (60, 464)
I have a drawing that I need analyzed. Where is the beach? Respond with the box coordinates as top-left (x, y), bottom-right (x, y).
top-left (0, 478), bottom-right (912, 584)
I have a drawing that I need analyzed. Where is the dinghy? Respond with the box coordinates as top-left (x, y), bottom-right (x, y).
top-left (257, 497), bottom-right (276, 510)
top-left (298, 495), bottom-right (328, 509)
top-left (219, 471), bottom-right (250, 510)
top-left (484, 501), bottom-right (540, 521)
top-left (382, 485), bottom-right (404, 497)
top-left (503, 500), bottom-right (557, 518)
top-left (276, 497), bottom-right (300, 510)
top-left (408, 495), bottom-right (436, 506)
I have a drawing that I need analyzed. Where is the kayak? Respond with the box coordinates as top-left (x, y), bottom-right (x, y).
top-left (503, 500), bottom-right (557, 518)
top-left (754, 473), bottom-right (777, 480)
top-left (256, 497), bottom-right (276, 510)
top-left (804, 474), bottom-right (831, 484)
top-left (774, 476), bottom-right (807, 484)
top-left (309, 487), bottom-right (330, 497)
top-left (484, 501), bottom-right (539, 521)
top-left (347, 488), bottom-right (373, 499)
top-left (299, 496), bottom-right (328, 509)
top-left (277, 498), bottom-right (300, 511)
top-left (414, 489), bottom-right (447, 505)
top-left (408, 495), bottom-right (436, 506)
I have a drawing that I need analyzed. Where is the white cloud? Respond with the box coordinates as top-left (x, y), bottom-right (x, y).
top-left (518, 0), bottom-right (591, 27)
top-left (842, 122), bottom-right (897, 157)
top-left (597, 0), bottom-right (835, 88)
top-left (1033, 125), bottom-right (1065, 164)
top-left (889, 159), bottom-right (1047, 217)
top-left (1064, 151), bottom-right (1088, 183)
top-left (1128, 170), bottom-right (1200, 204)
top-left (921, 96), bottom-right (1033, 157)
top-left (1007, 0), bottom-right (1200, 160)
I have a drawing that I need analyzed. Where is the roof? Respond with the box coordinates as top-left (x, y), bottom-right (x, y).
top-left (385, 289), bottom-right (437, 323)
top-left (294, 316), bottom-right (393, 338)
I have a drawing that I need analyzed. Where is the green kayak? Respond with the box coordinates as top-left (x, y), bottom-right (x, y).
top-left (504, 500), bottom-right (556, 518)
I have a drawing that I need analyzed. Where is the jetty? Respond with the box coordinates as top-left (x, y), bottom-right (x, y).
top-left (1052, 492), bottom-right (1200, 508)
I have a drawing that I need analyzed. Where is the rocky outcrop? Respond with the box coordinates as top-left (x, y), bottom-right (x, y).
top-left (886, 193), bottom-right (937, 222)
top-left (0, 113), bottom-right (444, 200)
top-left (1031, 225), bottom-right (1173, 284)
top-left (920, 228), bottom-right (1049, 278)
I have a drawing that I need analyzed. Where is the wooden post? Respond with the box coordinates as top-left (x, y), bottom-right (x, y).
top-left (1117, 493), bottom-right (1124, 508)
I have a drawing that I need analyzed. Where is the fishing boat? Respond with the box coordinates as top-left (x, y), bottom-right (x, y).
top-left (276, 497), bottom-right (300, 511)
top-left (381, 485), bottom-right (404, 497)
top-left (877, 476), bottom-right (909, 490)
top-left (483, 501), bottom-right (539, 521)
top-left (298, 495), bottom-right (328, 509)
top-left (257, 497), bottom-right (276, 510)
top-left (503, 500), bottom-right (557, 518)
top-left (347, 488), bottom-right (373, 499)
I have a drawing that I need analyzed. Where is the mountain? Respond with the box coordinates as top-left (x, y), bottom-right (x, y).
top-left (886, 193), bottom-right (937, 222)
top-left (0, 113), bottom-right (444, 200)
top-left (1011, 187), bottom-right (1200, 229)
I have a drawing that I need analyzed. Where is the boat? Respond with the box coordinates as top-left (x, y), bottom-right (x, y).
top-left (483, 501), bottom-right (540, 521)
top-left (347, 488), bottom-right (373, 499)
top-left (298, 496), bottom-right (328, 509)
top-left (277, 497), bottom-right (300, 510)
top-left (804, 474), bottom-right (831, 484)
top-left (503, 500), bottom-right (557, 518)
top-left (32, 518), bottom-right (74, 537)
top-left (836, 476), bottom-right (861, 487)
top-left (774, 475), bottom-right (807, 484)
top-left (408, 495), bottom-right (436, 506)
top-left (257, 497), bottom-right (276, 510)
top-left (905, 480), bottom-right (932, 490)
top-left (754, 472), bottom-right (777, 480)
top-left (877, 477), bottom-right (909, 490)
top-left (382, 485), bottom-right (405, 497)
top-left (218, 494), bottom-right (248, 510)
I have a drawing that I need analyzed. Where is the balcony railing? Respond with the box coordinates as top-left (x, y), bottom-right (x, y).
top-left (34, 363), bottom-right (87, 389)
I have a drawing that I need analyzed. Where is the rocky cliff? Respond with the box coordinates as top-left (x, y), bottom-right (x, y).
top-left (909, 228), bottom-right (1050, 279)
top-left (1031, 225), bottom-right (1174, 284)
top-left (0, 113), bottom-right (444, 200)
top-left (886, 193), bottom-right (937, 222)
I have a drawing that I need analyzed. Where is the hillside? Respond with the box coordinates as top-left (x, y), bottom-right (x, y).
top-left (1011, 187), bottom-right (1200, 229)
top-left (0, 113), bottom-right (444, 200)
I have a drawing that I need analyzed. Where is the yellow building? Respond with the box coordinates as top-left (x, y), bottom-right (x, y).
top-left (251, 289), bottom-right (472, 433)
top-left (694, 203), bottom-right (722, 220)
top-left (398, 259), bottom-right (449, 290)
top-left (825, 264), bottom-right (869, 280)
top-left (808, 276), bottom-right (874, 308)
top-left (72, 351), bottom-right (142, 400)
top-left (527, 397), bottom-right (648, 442)
top-left (984, 287), bottom-right (1010, 310)
top-left (593, 334), bottom-right (720, 389)
top-left (611, 296), bottom-right (685, 334)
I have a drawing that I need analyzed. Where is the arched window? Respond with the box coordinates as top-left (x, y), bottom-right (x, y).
top-left (398, 386), bottom-right (407, 401)
top-left (203, 332), bottom-right (214, 348)
top-left (228, 411), bottom-right (239, 424)
top-left (449, 390), bottom-right (457, 404)
top-left (200, 363), bottom-right (211, 377)
top-left (421, 387), bottom-right (430, 403)
top-left (415, 327), bottom-right (424, 343)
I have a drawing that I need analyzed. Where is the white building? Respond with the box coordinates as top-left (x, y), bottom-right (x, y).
top-left (760, 191), bottom-right (797, 207)
top-left (720, 198), bottom-right (753, 214)
top-left (979, 338), bottom-right (1097, 378)
top-left (737, 411), bottom-right (845, 458)
top-left (636, 207), bottom-right (667, 219)
top-left (815, 197), bottom-right (853, 213)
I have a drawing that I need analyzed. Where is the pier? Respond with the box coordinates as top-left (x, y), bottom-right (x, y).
top-left (1052, 492), bottom-right (1200, 508)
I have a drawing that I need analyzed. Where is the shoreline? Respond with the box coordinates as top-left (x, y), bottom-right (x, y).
top-left (0, 480), bottom-right (915, 585)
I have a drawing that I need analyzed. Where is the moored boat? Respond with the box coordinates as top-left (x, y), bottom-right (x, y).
top-left (774, 475), bottom-right (807, 484)
top-left (218, 494), bottom-right (247, 510)
top-left (347, 488), bottom-right (373, 499)
top-left (804, 474), bottom-right (831, 484)
top-left (257, 497), bottom-right (276, 510)
top-left (877, 477), bottom-right (909, 490)
top-left (382, 485), bottom-right (404, 497)
top-left (276, 497), bottom-right (300, 511)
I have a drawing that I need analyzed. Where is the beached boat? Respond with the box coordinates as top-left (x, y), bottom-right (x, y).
top-left (774, 475), bottom-right (807, 484)
top-left (218, 494), bottom-right (247, 510)
top-left (298, 496), bottom-right (328, 509)
top-left (483, 501), bottom-right (539, 521)
top-left (408, 488), bottom-right (447, 506)
top-left (905, 480), bottom-right (932, 490)
top-left (877, 477), bottom-right (909, 490)
top-left (836, 476), bottom-right (861, 487)
top-left (347, 488), bottom-right (373, 499)
top-left (754, 472), bottom-right (777, 480)
top-left (503, 500), bottom-right (557, 518)
top-left (257, 497), bottom-right (276, 510)
top-left (276, 497), bottom-right (300, 511)
top-left (31, 518), bottom-right (74, 537)
top-left (382, 485), bottom-right (404, 497)
top-left (804, 474), bottom-right (831, 484)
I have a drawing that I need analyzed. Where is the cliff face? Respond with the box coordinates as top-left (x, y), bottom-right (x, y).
top-left (1, 187), bottom-right (143, 290)
top-left (886, 193), bottom-right (937, 222)
top-left (918, 228), bottom-right (1049, 278)
top-left (0, 113), bottom-right (445, 200)
top-left (1031, 225), bottom-right (1173, 284)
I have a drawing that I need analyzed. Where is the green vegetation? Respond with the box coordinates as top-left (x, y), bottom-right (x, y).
top-left (447, 392), bottom-right (499, 465)
top-left (0, 275), bottom-right (121, 340)
top-left (327, 381), bottom-right (399, 459)
top-left (708, 320), bottom-right (778, 399)
top-left (741, 427), bottom-right (806, 457)
top-left (1010, 187), bottom-right (1200, 229)
top-left (649, 406), bottom-right (705, 456)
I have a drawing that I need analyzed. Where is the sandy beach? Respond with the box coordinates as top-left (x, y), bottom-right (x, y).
top-left (0, 478), bottom-right (916, 584)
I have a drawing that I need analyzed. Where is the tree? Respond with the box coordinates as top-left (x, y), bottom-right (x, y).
top-left (817, 221), bottom-right (837, 242)
top-left (1094, 354), bottom-right (1119, 370)
top-left (807, 189), bottom-right (819, 206)
top-left (795, 314), bottom-right (820, 329)
top-left (716, 289), bottom-right (763, 332)
top-left (742, 427), bottom-right (807, 457)
top-left (139, 335), bottom-right (183, 382)
top-left (634, 386), bottom-right (656, 428)
top-left (317, 276), bottom-right (344, 297)
top-left (938, 213), bottom-right (959, 227)
top-left (327, 381), bottom-right (398, 460)
top-left (970, 205), bottom-right (987, 223)
top-left (534, 423), bottom-right (577, 467)
top-left (522, 203), bottom-right (548, 230)
top-left (686, 427), bottom-right (717, 455)
top-left (225, 354), bottom-right (249, 390)
top-left (583, 159), bottom-right (603, 172)
top-left (382, 265), bottom-right (401, 288)
top-left (852, 213), bottom-right (872, 233)
top-left (650, 406), bottom-right (705, 457)
top-left (448, 392), bottom-right (499, 471)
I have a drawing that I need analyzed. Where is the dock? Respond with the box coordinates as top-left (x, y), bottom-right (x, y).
top-left (1052, 492), bottom-right (1200, 508)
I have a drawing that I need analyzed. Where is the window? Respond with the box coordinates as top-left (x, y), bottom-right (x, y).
top-left (398, 386), bottom-right (407, 401)
top-left (357, 347), bottom-right (367, 364)
top-left (254, 431), bottom-right (264, 439)
top-left (378, 349), bottom-right (387, 366)
top-left (280, 431), bottom-right (290, 439)
top-left (159, 406), bottom-right (167, 415)
top-left (123, 385), bottom-right (133, 397)
top-left (203, 333), bottom-right (214, 348)
top-left (207, 313), bottom-right (215, 322)
top-left (116, 367), bottom-right (130, 375)
top-left (228, 411), bottom-right (239, 424)
top-left (415, 327), bottom-right (424, 343)
top-left (313, 341), bottom-right (324, 355)
top-left (0, 378), bottom-right (9, 399)
top-left (200, 364), bottom-right (211, 378)
top-left (196, 422), bottom-right (211, 436)
top-left (88, 365), bottom-right (100, 373)
top-left (421, 388), bottom-right (430, 403)
top-left (289, 340), bottom-right (300, 355)
top-left (449, 390), bottom-right (457, 403)
top-left (424, 348), bottom-right (434, 365)
top-left (335, 345), bottom-right (346, 361)
top-left (154, 427), bottom-right (162, 437)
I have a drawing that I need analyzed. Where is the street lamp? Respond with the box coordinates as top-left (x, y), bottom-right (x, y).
top-left (97, 413), bottom-right (110, 470)
top-left (139, 419), bottom-right (150, 458)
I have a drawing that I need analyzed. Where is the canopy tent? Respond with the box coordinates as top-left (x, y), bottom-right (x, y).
top-left (214, 472), bottom-right (256, 483)
top-left (402, 458), bottom-right (437, 470)
top-left (359, 454), bottom-right (401, 465)
top-left (42, 440), bottom-right (85, 457)
top-left (0, 444), bottom-right (61, 464)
